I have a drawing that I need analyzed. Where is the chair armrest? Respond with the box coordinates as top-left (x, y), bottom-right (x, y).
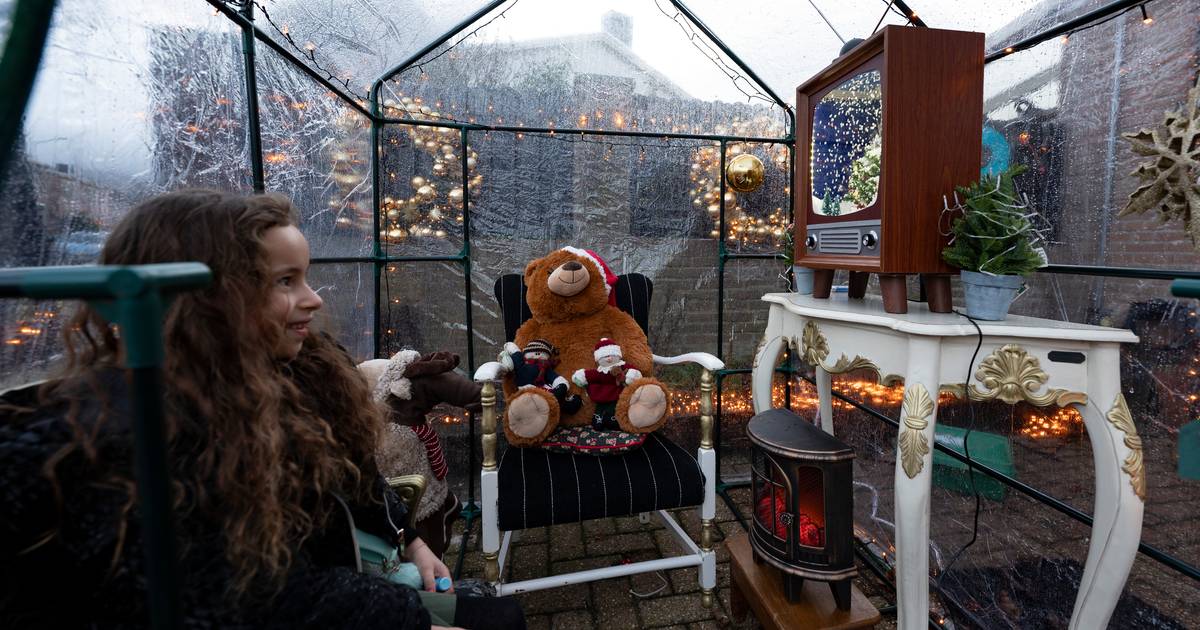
top-left (653, 352), bottom-right (725, 372)
top-left (474, 361), bottom-right (506, 382)
top-left (386, 474), bottom-right (428, 515)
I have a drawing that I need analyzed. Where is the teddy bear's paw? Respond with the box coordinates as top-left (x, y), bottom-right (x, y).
top-left (507, 392), bottom-right (552, 438)
top-left (627, 384), bottom-right (668, 429)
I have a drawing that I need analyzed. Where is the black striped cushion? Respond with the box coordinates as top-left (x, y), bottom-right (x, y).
top-left (496, 433), bottom-right (705, 531)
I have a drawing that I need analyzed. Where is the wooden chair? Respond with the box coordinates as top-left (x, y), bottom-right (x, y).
top-left (472, 273), bottom-right (725, 604)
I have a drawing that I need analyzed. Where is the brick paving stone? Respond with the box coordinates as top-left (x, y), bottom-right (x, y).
top-left (629, 569), bottom-right (673, 598)
top-left (550, 610), bottom-right (595, 629)
top-left (585, 531), bottom-right (658, 556)
top-left (667, 567), bottom-right (701, 594)
top-left (516, 583), bottom-right (590, 616)
top-left (551, 554), bottom-right (622, 575)
top-left (615, 514), bottom-right (663, 533)
top-left (525, 614), bottom-right (551, 630)
top-left (518, 526), bottom-right (550, 544)
top-left (548, 523), bottom-right (586, 561)
top-left (639, 593), bottom-right (719, 627)
top-left (509, 543), bottom-right (549, 581)
top-left (582, 518), bottom-right (616, 538)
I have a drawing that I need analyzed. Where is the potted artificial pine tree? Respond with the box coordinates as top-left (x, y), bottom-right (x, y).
top-left (942, 165), bottom-right (1044, 320)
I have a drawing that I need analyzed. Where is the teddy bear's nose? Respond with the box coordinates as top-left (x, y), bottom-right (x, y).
top-left (563, 261), bottom-right (582, 272)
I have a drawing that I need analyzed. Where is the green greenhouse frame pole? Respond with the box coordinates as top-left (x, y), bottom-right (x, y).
top-left (238, 1), bottom-right (265, 192)
top-left (0, 263), bottom-right (212, 630)
top-left (668, 0), bottom-right (795, 137)
top-left (370, 84), bottom-right (384, 358)
top-left (206, 0), bottom-right (372, 119)
top-left (374, 0), bottom-right (511, 87)
top-left (0, 0), bottom-right (57, 179)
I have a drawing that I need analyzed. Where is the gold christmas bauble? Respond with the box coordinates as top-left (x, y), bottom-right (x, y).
top-left (725, 154), bottom-right (764, 193)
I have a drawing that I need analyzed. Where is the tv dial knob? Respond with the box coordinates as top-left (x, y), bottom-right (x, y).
top-left (861, 231), bottom-right (878, 249)
top-left (805, 235), bottom-right (817, 249)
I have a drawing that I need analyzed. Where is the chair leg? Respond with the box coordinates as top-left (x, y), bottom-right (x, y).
top-left (482, 468), bottom-right (501, 586)
top-left (698, 446), bottom-right (717, 607)
top-left (698, 368), bottom-right (718, 608)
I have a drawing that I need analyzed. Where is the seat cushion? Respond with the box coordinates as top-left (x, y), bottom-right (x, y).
top-left (540, 426), bottom-right (646, 456)
top-left (497, 433), bottom-right (706, 531)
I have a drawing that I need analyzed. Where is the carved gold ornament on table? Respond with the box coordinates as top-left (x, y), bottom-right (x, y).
top-left (798, 321), bottom-right (901, 384)
top-left (1106, 393), bottom-right (1146, 501)
top-left (899, 384), bottom-right (934, 479)
top-left (960, 344), bottom-right (1087, 407)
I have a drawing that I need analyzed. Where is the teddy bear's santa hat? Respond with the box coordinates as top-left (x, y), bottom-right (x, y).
top-left (562, 246), bottom-right (617, 306)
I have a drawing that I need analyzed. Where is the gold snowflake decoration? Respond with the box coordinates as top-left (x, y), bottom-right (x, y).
top-left (1119, 73), bottom-right (1200, 246)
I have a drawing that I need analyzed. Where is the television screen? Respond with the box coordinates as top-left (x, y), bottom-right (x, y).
top-left (810, 69), bottom-right (882, 218)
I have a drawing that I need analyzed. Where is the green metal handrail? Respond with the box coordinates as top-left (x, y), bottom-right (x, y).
top-left (0, 262), bottom-right (212, 630)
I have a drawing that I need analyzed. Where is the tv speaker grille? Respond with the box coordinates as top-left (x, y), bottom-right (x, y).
top-left (818, 229), bottom-right (862, 255)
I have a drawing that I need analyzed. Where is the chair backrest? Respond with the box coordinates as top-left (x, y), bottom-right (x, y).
top-left (493, 273), bottom-right (653, 341)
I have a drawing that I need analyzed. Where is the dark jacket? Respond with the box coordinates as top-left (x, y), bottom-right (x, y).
top-left (0, 373), bottom-right (431, 630)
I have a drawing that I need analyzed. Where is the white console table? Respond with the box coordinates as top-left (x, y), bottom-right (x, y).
top-left (750, 292), bottom-right (1144, 630)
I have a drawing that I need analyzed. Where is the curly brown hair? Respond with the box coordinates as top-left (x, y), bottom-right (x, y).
top-left (42, 189), bottom-right (383, 598)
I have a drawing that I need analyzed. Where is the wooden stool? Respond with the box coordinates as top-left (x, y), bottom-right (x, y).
top-left (727, 533), bottom-right (880, 630)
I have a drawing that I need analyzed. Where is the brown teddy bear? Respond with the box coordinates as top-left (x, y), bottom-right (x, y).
top-left (501, 247), bottom-right (669, 446)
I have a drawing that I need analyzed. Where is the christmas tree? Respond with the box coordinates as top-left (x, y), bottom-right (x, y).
top-left (821, 190), bottom-right (841, 216)
top-left (942, 165), bottom-right (1044, 276)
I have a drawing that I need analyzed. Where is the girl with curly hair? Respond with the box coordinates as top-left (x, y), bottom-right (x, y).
top-left (0, 189), bottom-right (524, 629)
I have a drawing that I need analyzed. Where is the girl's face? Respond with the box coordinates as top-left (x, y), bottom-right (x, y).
top-left (262, 225), bottom-right (323, 360)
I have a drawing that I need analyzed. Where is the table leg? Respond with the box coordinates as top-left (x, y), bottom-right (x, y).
top-left (816, 365), bottom-right (833, 435)
top-left (1069, 343), bottom-right (1145, 630)
top-left (894, 337), bottom-right (941, 630)
top-left (752, 334), bottom-right (787, 413)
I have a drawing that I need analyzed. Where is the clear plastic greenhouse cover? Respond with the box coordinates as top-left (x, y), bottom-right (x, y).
top-left (1, 0), bottom-right (1197, 627)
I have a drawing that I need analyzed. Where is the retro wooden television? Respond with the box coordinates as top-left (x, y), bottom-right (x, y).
top-left (794, 26), bottom-right (984, 314)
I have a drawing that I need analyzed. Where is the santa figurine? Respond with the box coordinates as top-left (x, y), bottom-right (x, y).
top-left (572, 338), bottom-right (642, 431)
top-left (500, 338), bottom-right (582, 415)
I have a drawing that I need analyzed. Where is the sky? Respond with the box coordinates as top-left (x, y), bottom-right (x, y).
top-left (18, 0), bottom-right (1063, 183)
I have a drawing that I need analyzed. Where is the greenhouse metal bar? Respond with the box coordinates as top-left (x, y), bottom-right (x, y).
top-left (889, 0), bottom-right (927, 27)
top-left (0, 0), bottom-right (57, 178)
top-left (374, 0), bottom-right (511, 89)
top-left (238, 1), bottom-right (265, 193)
top-left (1041, 263), bottom-right (1200, 281)
top-left (0, 263), bottom-right (213, 630)
top-left (377, 118), bottom-right (791, 145)
top-left (206, 0), bottom-right (372, 119)
top-left (457, 126), bottom-right (480, 581)
top-left (370, 88), bottom-right (384, 358)
top-left (668, 0), bottom-right (795, 138)
top-left (984, 0), bottom-right (1148, 62)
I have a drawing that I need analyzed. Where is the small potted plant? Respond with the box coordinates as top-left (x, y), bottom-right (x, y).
top-left (780, 223), bottom-right (814, 294)
top-left (942, 165), bottom-right (1044, 320)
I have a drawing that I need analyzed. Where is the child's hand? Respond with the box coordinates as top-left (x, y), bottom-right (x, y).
top-left (405, 537), bottom-right (454, 593)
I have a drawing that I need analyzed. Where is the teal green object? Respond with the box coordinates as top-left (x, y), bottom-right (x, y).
top-left (1179, 421), bottom-right (1200, 481)
top-left (356, 529), bottom-right (422, 589)
top-left (981, 125), bottom-right (1011, 177)
top-left (932, 426), bottom-right (1015, 501)
top-left (1171, 279), bottom-right (1200, 299)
